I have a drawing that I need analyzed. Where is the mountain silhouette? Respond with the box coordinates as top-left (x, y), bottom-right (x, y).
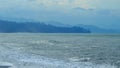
top-left (0, 20), bottom-right (90, 33)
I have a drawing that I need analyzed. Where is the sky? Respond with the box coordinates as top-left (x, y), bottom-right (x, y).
top-left (0, 0), bottom-right (120, 29)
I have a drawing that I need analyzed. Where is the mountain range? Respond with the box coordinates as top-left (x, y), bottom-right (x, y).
top-left (0, 20), bottom-right (90, 33)
top-left (0, 19), bottom-right (119, 33)
top-left (76, 24), bottom-right (120, 33)
top-left (45, 21), bottom-right (120, 33)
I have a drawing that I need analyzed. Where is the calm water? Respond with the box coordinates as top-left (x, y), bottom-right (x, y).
top-left (0, 33), bottom-right (120, 68)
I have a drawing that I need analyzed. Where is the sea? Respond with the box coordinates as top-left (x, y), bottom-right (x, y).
top-left (0, 33), bottom-right (120, 68)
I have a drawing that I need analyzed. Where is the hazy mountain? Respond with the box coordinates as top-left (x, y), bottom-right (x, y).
top-left (45, 21), bottom-right (120, 33)
top-left (0, 20), bottom-right (90, 33)
top-left (77, 24), bottom-right (120, 33)
top-left (44, 21), bottom-right (120, 33)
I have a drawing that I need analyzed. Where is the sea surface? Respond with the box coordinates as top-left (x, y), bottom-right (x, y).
top-left (0, 33), bottom-right (120, 68)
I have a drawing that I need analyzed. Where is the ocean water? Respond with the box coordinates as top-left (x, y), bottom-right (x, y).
top-left (0, 33), bottom-right (120, 68)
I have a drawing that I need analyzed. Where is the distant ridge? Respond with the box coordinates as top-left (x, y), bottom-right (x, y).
top-left (77, 24), bottom-right (120, 33)
top-left (0, 20), bottom-right (90, 33)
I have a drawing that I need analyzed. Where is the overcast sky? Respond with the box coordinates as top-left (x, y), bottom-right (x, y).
top-left (0, 0), bottom-right (120, 29)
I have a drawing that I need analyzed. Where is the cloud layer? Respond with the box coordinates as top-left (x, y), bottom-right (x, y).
top-left (1, 0), bottom-right (119, 10)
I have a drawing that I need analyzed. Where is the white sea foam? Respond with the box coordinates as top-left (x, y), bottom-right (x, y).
top-left (31, 40), bottom-right (54, 45)
top-left (16, 54), bottom-right (116, 68)
top-left (1, 50), bottom-right (116, 68)
top-left (19, 57), bottom-right (116, 68)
